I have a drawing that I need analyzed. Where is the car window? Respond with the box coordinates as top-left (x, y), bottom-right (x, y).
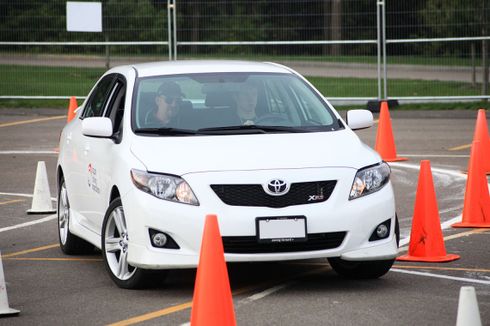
top-left (82, 75), bottom-right (115, 118)
top-left (105, 79), bottom-right (126, 134)
top-left (132, 73), bottom-right (340, 133)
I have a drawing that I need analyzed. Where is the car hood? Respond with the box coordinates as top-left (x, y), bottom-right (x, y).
top-left (130, 130), bottom-right (381, 175)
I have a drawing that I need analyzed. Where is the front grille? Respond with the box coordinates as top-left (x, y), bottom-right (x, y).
top-left (211, 181), bottom-right (337, 208)
top-left (222, 232), bottom-right (346, 254)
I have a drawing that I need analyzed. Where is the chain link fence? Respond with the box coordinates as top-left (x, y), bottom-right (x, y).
top-left (0, 0), bottom-right (489, 104)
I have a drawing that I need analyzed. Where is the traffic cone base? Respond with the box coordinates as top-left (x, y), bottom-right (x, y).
top-left (384, 157), bottom-right (408, 162)
top-left (396, 253), bottom-right (460, 263)
top-left (452, 222), bottom-right (490, 228)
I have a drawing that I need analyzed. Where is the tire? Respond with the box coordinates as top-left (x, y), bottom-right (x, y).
top-left (101, 198), bottom-right (166, 289)
top-left (58, 178), bottom-right (94, 255)
top-left (328, 257), bottom-right (395, 279)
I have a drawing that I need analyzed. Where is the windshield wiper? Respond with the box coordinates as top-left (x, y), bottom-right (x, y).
top-left (197, 125), bottom-right (309, 134)
top-left (134, 127), bottom-right (197, 135)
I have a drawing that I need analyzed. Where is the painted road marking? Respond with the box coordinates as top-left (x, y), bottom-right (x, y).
top-left (394, 265), bottom-right (490, 273)
top-left (0, 191), bottom-right (56, 201)
top-left (399, 221), bottom-right (487, 250)
top-left (0, 199), bottom-right (24, 206)
top-left (390, 162), bottom-right (468, 179)
top-left (398, 154), bottom-right (469, 158)
top-left (239, 282), bottom-right (294, 305)
top-left (0, 214), bottom-right (57, 233)
top-left (107, 302), bottom-right (193, 326)
top-left (2, 243), bottom-right (58, 258)
top-left (0, 150), bottom-right (58, 155)
top-left (0, 115), bottom-right (65, 128)
top-left (4, 257), bottom-right (102, 262)
top-left (391, 269), bottom-right (490, 285)
top-left (448, 144), bottom-right (471, 151)
top-left (109, 268), bottom-right (328, 326)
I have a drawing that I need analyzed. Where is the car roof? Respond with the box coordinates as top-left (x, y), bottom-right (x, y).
top-left (128, 60), bottom-right (293, 78)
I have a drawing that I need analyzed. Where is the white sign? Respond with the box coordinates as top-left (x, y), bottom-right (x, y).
top-left (66, 2), bottom-right (102, 32)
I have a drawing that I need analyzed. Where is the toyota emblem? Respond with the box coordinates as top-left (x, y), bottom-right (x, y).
top-left (265, 179), bottom-right (289, 196)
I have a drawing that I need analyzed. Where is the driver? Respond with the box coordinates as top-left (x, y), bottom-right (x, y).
top-left (145, 81), bottom-right (183, 127)
top-left (233, 82), bottom-right (259, 125)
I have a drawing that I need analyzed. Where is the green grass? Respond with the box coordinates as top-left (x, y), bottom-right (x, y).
top-left (0, 64), bottom-right (486, 109)
top-left (178, 53), bottom-right (482, 67)
top-left (0, 65), bottom-right (104, 97)
top-left (308, 76), bottom-right (480, 98)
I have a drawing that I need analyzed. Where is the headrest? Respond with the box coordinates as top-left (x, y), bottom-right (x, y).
top-left (205, 92), bottom-right (234, 108)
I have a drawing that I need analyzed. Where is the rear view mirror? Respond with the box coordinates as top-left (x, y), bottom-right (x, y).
top-left (82, 117), bottom-right (113, 138)
top-left (346, 110), bottom-right (373, 130)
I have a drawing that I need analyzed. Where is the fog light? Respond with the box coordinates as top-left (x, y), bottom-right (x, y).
top-left (376, 224), bottom-right (389, 238)
top-left (369, 219), bottom-right (391, 242)
top-left (148, 229), bottom-right (180, 249)
top-left (151, 233), bottom-right (168, 247)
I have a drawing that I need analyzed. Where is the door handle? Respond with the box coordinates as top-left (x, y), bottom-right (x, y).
top-left (84, 144), bottom-right (90, 155)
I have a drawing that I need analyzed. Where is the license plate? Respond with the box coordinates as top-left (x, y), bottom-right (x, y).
top-left (256, 216), bottom-right (307, 243)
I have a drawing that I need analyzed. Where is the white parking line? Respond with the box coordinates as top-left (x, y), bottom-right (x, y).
top-left (389, 162), bottom-right (467, 179)
top-left (0, 191), bottom-right (56, 201)
top-left (239, 282), bottom-right (294, 305)
top-left (0, 192), bottom-right (57, 233)
top-left (398, 154), bottom-right (469, 158)
top-left (399, 215), bottom-right (463, 248)
top-left (0, 214), bottom-right (56, 233)
top-left (391, 269), bottom-right (490, 285)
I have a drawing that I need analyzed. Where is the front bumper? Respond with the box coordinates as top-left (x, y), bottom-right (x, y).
top-left (122, 167), bottom-right (398, 269)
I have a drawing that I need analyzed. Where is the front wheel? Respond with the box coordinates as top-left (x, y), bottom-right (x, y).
top-left (328, 257), bottom-right (395, 279)
top-left (102, 198), bottom-right (165, 289)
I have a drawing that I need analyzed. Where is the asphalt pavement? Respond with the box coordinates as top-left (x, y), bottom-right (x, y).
top-left (0, 54), bottom-right (485, 82)
top-left (0, 107), bottom-right (488, 325)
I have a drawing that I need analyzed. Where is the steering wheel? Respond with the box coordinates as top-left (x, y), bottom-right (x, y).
top-left (255, 113), bottom-right (290, 125)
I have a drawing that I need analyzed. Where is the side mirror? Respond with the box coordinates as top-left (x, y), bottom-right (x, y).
top-left (346, 110), bottom-right (373, 130)
top-left (82, 117), bottom-right (113, 138)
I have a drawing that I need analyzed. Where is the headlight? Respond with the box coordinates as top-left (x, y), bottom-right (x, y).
top-left (349, 162), bottom-right (390, 200)
top-left (130, 169), bottom-right (199, 205)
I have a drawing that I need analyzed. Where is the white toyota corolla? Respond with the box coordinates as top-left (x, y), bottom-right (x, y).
top-left (57, 60), bottom-right (399, 288)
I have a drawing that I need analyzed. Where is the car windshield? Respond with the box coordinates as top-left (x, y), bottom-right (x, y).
top-left (132, 72), bottom-right (341, 135)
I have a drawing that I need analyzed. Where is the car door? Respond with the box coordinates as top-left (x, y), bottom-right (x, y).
top-left (70, 74), bottom-right (116, 233)
top-left (83, 75), bottom-right (127, 233)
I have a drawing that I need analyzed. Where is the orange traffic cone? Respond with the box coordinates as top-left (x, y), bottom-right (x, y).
top-left (375, 101), bottom-right (407, 162)
top-left (190, 214), bottom-right (236, 326)
top-left (397, 160), bottom-right (460, 262)
top-left (452, 141), bottom-right (490, 228)
top-left (67, 96), bottom-right (78, 122)
top-left (472, 109), bottom-right (490, 173)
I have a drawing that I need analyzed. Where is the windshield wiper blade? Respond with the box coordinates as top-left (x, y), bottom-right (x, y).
top-left (134, 127), bottom-right (197, 135)
top-left (197, 125), bottom-right (308, 134)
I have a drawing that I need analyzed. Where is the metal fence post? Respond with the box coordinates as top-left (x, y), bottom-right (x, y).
top-left (376, 0), bottom-right (382, 101)
top-left (381, 0), bottom-right (387, 100)
top-left (167, 0), bottom-right (173, 60)
top-left (173, 0), bottom-right (177, 60)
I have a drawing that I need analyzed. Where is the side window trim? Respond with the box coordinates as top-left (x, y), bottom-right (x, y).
top-left (102, 81), bottom-right (121, 117)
